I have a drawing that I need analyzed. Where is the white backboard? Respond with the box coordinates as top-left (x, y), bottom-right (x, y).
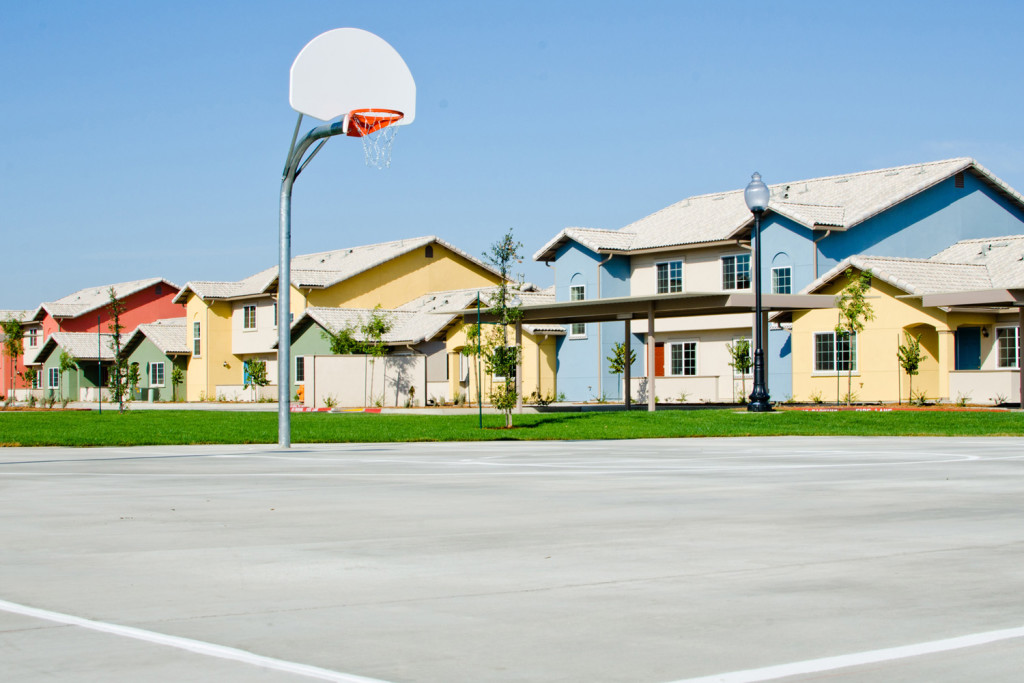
top-left (290, 28), bottom-right (416, 124)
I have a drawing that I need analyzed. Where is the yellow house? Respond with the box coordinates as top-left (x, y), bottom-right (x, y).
top-left (174, 236), bottom-right (508, 402)
top-left (793, 236), bottom-right (1023, 405)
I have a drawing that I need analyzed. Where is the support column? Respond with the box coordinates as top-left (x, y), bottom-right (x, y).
top-left (648, 303), bottom-right (656, 413)
top-left (624, 318), bottom-right (631, 410)
top-left (515, 321), bottom-right (523, 413)
top-left (1018, 307), bottom-right (1023, 409)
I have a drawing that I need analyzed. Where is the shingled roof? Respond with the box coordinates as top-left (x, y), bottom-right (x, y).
top-left (175, 236), bottom-right (503, 303)
top-left (534, 158), bottom-right (1024, 261)
top-left (29, 332), bottom-right (117, 365)
top-left (804, 234), bottom-right (1024, 296)
top-left (124, 318), bottom-right (189, 356)
top-left (35, 278), bottom-right (178, 321)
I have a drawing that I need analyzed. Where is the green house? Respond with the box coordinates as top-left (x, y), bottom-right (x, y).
top-left (30, 332), bottom-right (115, 402)
top-left (123, 319), bottom-right (188, 402)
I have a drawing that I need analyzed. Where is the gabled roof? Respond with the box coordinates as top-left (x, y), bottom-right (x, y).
top-left (803, 234), bottom-right (1024, 296)
top-left (36, 278), bottom-right (178, 321)
top-left (124, 318), bottom-right (189, 357)
top-left (533, 158), bottom-right (1024, 260)
top-left (175, 236), bottom-right (503, 303)
top-left (0, 310), bottom-right (34, 323)
top-left (29, 332), bottom-right (116, 365)
top-left (282, 285), bottom-right (561, 349)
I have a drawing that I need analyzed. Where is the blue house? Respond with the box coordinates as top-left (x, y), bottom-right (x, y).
top-left (533, 158), bottom-right (1024, 402)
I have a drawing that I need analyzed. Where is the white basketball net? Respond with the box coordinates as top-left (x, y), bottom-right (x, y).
top-left (360, 124), bottom-right (399, 169)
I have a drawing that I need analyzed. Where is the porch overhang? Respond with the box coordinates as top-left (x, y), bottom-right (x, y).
top-left (464, 291), bottom-right (836, 325)
top-left (919, 288), bottom-right (1024, 309)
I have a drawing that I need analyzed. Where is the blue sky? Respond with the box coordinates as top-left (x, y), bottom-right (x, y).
top-left (3, 0), bottom-right (1023, 309)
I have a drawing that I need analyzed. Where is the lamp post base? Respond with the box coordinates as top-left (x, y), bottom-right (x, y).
top-left (747, 351), bottom-right (772, 412)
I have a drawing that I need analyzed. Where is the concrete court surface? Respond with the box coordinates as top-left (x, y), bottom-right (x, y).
top-left (0, 437), bottom-right (1022, 682)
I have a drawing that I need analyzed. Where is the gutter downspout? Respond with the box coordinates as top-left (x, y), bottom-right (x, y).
top-left (813, 230), bottom-right (832, 280)
top-left (596, 254), bottom-right (613, 399)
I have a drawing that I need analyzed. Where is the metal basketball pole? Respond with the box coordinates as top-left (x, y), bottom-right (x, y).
top-left (278, 115), bottom-right (349, 449)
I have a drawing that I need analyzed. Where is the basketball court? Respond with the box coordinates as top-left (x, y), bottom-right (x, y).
top-left (1, 437), bottom-right (1022, 682)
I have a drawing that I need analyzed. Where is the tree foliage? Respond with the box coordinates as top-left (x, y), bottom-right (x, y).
top-left (106, 287), bottom-right (129, 412)
top-left (322, 325), bottom-right (367, 355)
top-left (483, 229), bottom-right (524, 428)
top-left (834, 268), bottom-right (875, 405)
top-left (244, 358), bottom-right (270, 401)
top-left (1, 318), bottom-right (24, 398)
top-left (726, 337), bottom-right (752, 403)
top-left (896, 331), bottom-right (927, 403)
top-left (361, 305), bottom-right (393, 406)
top-left (58, 350), bottom-right (78, 402)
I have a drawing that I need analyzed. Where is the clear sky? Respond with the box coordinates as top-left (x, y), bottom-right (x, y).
top-left (4, 0), bottom-right (1024, 310)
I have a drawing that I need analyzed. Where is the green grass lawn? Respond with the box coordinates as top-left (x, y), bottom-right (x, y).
top-left (0, 408), bottom-right (1021, 447)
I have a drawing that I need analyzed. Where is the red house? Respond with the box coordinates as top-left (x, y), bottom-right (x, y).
top-left (3, 278), bottom-right (184, 399)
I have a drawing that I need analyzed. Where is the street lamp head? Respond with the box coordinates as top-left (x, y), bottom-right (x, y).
top-left (744, 172), bottom-right (771, 213)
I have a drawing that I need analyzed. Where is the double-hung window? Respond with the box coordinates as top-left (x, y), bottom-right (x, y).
top-left (656, 261), bottom-right (683, 294)
top-left (771, 266), bottom-right (792, 294)
top-left (243, 305), bottom-right (257, 330)
top-left (667, 341), bottom-right (697, 376)
top-left (295, 356), bottom-right (305, 384)
top-left (47, 367), bottom-right (60, 389)
top-left (27, 328), bottom-right (39, 348)
top-left (193, 322), bottom-right (202, 357)
top-left (150, 362), bottom-right (165, 387)
top-left (570, 285), bottom-right (586, 337)
top-left (814, 331), bottom-right (857, 373)
top-left (996, 327), bottom-right (1020, 368)
top-left (722, 254), bottom-right (751, 290)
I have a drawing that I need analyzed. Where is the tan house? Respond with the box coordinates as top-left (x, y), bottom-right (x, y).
top-left (793, 236), bottom-right (1024, 405)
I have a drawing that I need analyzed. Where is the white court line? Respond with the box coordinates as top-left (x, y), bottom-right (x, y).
top-left (0, 598), bottom-right (391, 683)
top-left (665, 625), bottom-right (1024, 682)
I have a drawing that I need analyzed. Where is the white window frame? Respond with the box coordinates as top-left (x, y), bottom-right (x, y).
top-left (722, 254), bottom-right (752, 291)
top-left (295, 356), bottom-right (306, 384)
top-left (667, 340), bottom-right (698, 377)
top-left (569, 284), bottom-right (586, 338)
top-left (150, 362), bottom-right (165, 387)
top-left (771, 266), bottom-right (792, 294)
top-left (242, 304), bottom-right (257, 331)
top-left (996, 326), bottom-right (1019, 369)
top-left (47, 367), bottom-right (60, 389)
top-left (27, 328), bottom-right (39, 348)
top-left (655, 260), bottom-right (684, 294)
top-left (813, 331), bottom-right (858, 375)
top-left (31, 372), bottom-right (41, 389)
top-left (273, 302), bottom-right (278, 328)
top-left (193, 322), bottom-right (201, 358)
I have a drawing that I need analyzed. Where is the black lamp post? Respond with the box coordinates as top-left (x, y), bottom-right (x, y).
top-left (744, 172), bottom-right (772, 412)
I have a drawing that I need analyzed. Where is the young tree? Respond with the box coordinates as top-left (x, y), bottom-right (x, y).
top-left (106, 287), bottom-right (129, 412)
top-left (607, 341), bottom-right (636, 402)
top-left (361, 305), bottom-right (393, 407)
top-left (896, 330), bottom-right (927, 404)
top-left (58, 350), bottom-right (78, 402)
top-left (483, 230), bottom-right (525, 428)
top-left (244, 359), bottom-right (270, 402)
top-left (834, 268), bottom-right (875, 405)
top-left (170, 365), bottom-right (184, 402)
top-left (726, 337), bottom-right (752, 403)
top-left (460, 321), bottom-right (485, 407)
top-left (1, 318), bottom-right (24, 401)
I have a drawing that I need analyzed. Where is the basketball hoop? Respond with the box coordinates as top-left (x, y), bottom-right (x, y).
top-left (345, 109), bottom-right (404, 169)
